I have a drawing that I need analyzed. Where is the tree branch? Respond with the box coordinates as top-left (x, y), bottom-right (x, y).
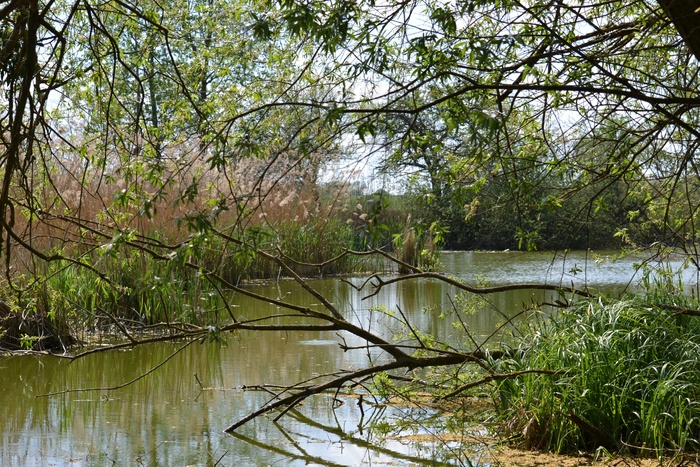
top-left (357, 271), bottom-right (593, 300)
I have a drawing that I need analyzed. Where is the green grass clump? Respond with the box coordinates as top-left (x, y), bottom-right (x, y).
top-left (273, 217), bottom-right (358, 276)
top-left (494, 297), bottom-right (700, 456)
top-left (39, 249), bottom-right (223, 332)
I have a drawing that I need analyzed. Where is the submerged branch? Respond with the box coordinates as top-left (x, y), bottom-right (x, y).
top-left (224, 350), bottom-right (496, 433)
top-left (36, 338), bottom-right (198, 397)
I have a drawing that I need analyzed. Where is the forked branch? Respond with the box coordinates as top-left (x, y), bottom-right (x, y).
top-left (224, 350), bottom-right (489, 433)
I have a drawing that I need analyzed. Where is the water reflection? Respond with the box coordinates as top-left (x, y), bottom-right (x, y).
top-left (440, 250), bottom-right (698, 293)
top-left (2, 250), bottom-right (696, 465)
top-left (230, 406), bottom-right (459, 467)
top-left (2, 336), bottom-right (467, 465)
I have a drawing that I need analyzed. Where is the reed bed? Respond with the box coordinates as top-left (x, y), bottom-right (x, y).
top-left (494, 296), bottom-right (700, 456)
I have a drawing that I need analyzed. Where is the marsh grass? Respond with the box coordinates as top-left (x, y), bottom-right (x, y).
top-left (494, 296), bottom-right (700, 456)
top-left (264, 217), bottom-right (359, 276)
top-left (5, 148), bottom-right (375, 346)
top-left (37, 250), bottom-right (220, 332)
top-left (12, 214), bottom-right (365, 346)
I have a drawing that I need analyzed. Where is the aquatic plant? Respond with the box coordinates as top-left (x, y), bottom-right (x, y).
top-left (494, 296), bottom-right (700, 456)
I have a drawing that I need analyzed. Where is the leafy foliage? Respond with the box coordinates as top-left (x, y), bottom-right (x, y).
top-left (495, 296), bottom-right (700, 454)
top-left (3, 0), bottom-right (700, 460)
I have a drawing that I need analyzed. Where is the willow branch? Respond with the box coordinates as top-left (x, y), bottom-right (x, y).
top-left (224, 350), bottom-right (499, 433)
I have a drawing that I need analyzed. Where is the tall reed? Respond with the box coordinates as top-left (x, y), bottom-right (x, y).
top-left (21, 215), bottom-right (362, 341)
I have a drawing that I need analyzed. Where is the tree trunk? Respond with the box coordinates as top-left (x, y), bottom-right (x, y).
top-left (657, 0), bottom-right (700, 62)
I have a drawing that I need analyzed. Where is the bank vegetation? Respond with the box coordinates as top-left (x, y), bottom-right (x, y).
top-left (2, 0), bottom-right (700, 463)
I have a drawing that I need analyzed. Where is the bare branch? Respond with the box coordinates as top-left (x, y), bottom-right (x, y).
top-left (358, 271), bottom-right (593, 300)
top-left (224, 351), bottom-right (481, 433)
top-left (437, 369), bottom-right (562, 401)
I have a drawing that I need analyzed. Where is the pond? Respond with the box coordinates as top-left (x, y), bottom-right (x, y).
top-left (1, 250), bottom-right (695, 466)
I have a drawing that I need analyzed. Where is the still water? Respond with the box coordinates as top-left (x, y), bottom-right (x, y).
top-left (1, 251), bottom-right (694, 466)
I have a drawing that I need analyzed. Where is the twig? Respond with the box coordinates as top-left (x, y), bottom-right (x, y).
top-left (437, 369), bottom-right (562, 401)
top-left (274, 246), bottom-right (345, 320)
top-left (396, 304), bottom-right (425, 348)
top-left (96, 306), bottom-right (136, 343)
top-left (203, 273), bottom-right (238, 323)
top-left (36, 338), bottom-right (198, 397)
top-left (447, 294), bottom-right (481, 352)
